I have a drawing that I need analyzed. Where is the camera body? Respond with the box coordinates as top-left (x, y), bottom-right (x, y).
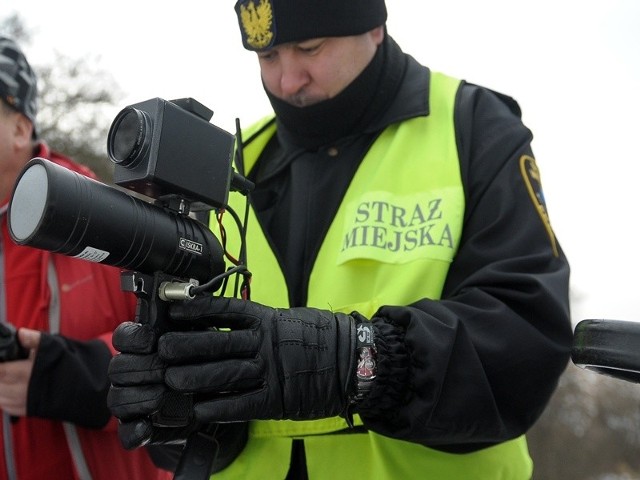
top-left (9, 97), bottom-right (236, 285)
top-left (9, 95), bottom-right (248, 425)
top-left (108, 97), bottom-right (236, 211)
top-left (8, 96), bottom-right (247, 477)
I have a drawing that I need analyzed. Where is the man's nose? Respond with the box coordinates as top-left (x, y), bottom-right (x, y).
top-left (278, 56), bottom-right (310, 97)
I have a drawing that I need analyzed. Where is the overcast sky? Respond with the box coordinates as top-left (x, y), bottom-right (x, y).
top-left (5, 0), bottom-right (640, 325)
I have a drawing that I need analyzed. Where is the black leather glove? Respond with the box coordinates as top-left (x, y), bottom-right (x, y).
top-left (109, 297), bottom-right (359, 429)
top-left (108, 321), bottom-right (203, 449)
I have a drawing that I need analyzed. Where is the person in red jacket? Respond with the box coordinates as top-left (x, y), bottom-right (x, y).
top-left (0, 35), bottom-right (172, 480)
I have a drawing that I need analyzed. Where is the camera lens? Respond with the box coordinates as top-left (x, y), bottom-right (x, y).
top-left (8, 161), bottom-right (49, 243)
top-left (107, 107), bottom-right (152, 167)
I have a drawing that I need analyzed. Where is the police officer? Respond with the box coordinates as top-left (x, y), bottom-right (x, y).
top-left (107, 1), bottom-right (573, 478)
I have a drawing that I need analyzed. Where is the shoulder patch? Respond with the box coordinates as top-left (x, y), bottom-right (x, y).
top-left (519, 155), bottom-right (558, 257)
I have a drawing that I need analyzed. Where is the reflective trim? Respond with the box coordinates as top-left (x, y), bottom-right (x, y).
top-left (63, 423), bottom-right (93, 480)
top-left (1, 227), bottom-right (19, 480)
top-left (47, 259), bottom-right (93, 480)
top-left (1, 413), bottom-right (17, 480)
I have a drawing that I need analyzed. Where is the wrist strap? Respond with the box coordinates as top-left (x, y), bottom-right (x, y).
top-left (343, 315), bottom-right (377, 427)
top-left (353, 320), bottom-right (377, 403)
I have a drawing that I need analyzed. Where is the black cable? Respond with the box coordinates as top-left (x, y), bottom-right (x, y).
top-left (191, 265), bottom-right (251, 296)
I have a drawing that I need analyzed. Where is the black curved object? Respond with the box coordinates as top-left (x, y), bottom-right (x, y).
top-left (572, 319), bottom-right (640, 383)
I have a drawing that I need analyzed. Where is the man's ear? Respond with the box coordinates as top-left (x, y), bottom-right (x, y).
top-left (13, 112), bottom-right (35, 149)
top-left (371, 25), bottom-right (385, 46)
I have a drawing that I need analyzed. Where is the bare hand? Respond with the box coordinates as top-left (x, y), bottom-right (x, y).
top-left (0, 328), bottom-right (41, 417)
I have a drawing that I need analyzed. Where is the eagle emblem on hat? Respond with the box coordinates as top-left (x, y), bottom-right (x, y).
top-left (239, 0), bottom-right (274, 50)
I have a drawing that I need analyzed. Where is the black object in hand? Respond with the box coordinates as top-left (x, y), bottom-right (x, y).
top-left (0, 323), bottom-right (28, 362)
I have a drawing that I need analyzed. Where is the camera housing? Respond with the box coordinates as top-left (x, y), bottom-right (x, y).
top-left (8, 97), bottom-right (250, 450)
top-left (108, 97), bottom-right (235, 211)
top-left (8, 97), bottom-right (241, 287)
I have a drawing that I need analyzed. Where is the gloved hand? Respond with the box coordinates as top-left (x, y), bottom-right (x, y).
top-left (107, 321), bottom-right (203, 449)
top-left (108, 297), bottom-right (360, 442)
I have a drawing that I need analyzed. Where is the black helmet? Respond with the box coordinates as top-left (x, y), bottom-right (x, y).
top-left (0, 36), bottom-right (38, 135)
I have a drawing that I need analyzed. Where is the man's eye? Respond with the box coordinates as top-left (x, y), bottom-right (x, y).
top-left (298, 41), bottom-right (323, 54)
top-left (258, 52), bottom-right (276, 61)
top-left (300, 45), bottom-right (318, 53)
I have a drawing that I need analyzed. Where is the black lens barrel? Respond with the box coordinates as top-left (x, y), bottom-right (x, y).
top-left (8, 158), bottom-right (225, 284)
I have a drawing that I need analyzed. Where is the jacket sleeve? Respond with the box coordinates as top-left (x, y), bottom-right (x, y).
top-left (358, 83), bottom-right (572, 452)
top-left (26, 255), bottom-right (137, 429)
top-left (27, 334), bottom-right (113, 428)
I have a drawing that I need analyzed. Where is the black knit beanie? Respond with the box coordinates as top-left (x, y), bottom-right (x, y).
top-left (0, 36), bottom-right (38, 136)
top-left (235, 0), bottom-right (387, 51)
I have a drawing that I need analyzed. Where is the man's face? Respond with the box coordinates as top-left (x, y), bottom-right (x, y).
top-left (0, 103), bottom-right (31, 202)
top-left (257, 27), bottom-right (385, 107)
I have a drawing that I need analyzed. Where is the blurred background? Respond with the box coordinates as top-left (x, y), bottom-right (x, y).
top-left (2, 1), bottom-right (639, 478)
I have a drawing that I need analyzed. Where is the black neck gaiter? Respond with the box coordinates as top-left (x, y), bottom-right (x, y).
top-left (265, 35), bottom-right (407, 150)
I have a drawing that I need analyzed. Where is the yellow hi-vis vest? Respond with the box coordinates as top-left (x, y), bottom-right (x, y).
top-left (211, 72), bottom-right (532, 479)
